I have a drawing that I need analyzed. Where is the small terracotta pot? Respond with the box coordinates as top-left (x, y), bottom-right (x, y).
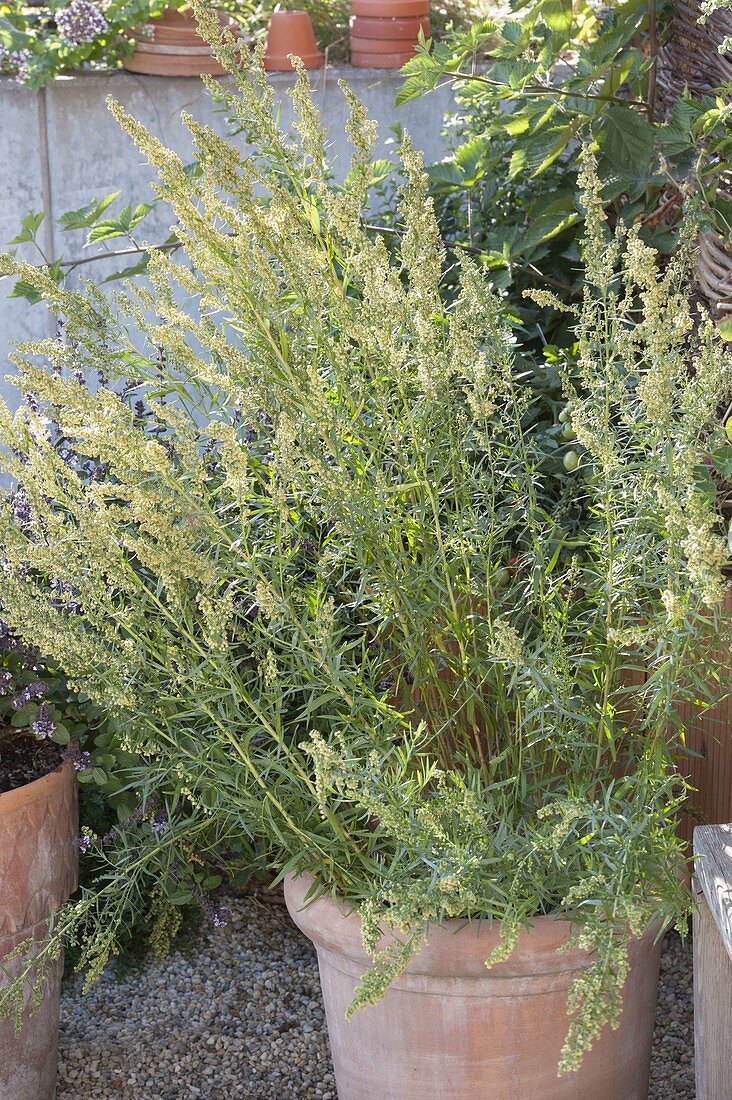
top-left (285, 872), bottom-right (663, 1100)
top-left (0, 758), bottom-right (78, 1100)
top-left (264, 11), bottom-right (323, 71)
top-left (350, 47), bottom-right (417, 67)
top-left (351, 0), bottom-right (428, 16)
top-left (124, 8), bottom-right (239, 77)
top-left (350, 14), bottom-right (430, 38)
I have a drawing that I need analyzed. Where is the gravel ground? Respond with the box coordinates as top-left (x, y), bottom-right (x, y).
top-left (58, 897), bottom-right (694, 1099)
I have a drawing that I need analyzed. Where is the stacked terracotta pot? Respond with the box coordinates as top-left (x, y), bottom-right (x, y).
top-left (124, 9), bottom-right (239, 77)
top-left (350, 0), bottom-right (430, 69)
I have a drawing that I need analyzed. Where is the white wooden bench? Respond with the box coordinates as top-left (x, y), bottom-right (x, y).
top-left (694, 823), bottom-right (732, 1099)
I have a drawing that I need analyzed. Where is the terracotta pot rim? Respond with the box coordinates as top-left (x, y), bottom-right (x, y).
top-left (352, 0), bottom-right (429, 14)
top-left (350, 15), bottom-right (430, 37)
top-left (285, 872), bottom-right (664, 981)
top-left (0, 756), bottom-right (72, 819)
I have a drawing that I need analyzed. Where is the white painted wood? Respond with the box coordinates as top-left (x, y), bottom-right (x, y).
top-left (693, 824), bottom-right (732, 1099)
top-left (695, 823), bottom-right (732, 964)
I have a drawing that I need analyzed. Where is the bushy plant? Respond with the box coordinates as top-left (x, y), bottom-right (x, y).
top-left (399, 0), bottom-right (732, 343)
top-left (0, 16), bottom-right (730, 1071)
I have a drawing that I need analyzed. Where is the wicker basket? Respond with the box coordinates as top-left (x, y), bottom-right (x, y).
top-left (657, 0), bottom-right (732, 315)
top-left (656, 0), bottom-right (732, 110)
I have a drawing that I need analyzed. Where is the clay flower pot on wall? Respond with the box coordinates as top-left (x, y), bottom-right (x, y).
top-left (264, 11), bottom-right (323, 71)
top-left (124, 8), bottom-right (240, 77)
top-left (0, 756), bottom-right (78, 1100)
top-left (285, 872), bottom-right (663, 1100)
top-left (350, 0), bottom-right (429, 68)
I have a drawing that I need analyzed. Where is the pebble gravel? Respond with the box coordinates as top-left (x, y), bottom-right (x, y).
top-left (58, 897), bottom-right (694, 1099)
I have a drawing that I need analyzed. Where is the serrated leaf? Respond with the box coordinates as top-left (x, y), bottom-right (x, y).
top-left (10, 210), bottom-right (44, 244)
top-left (595, 104), bottom-right (654, 174)
top-left (87, 220), bottom-right (128, 243)
top-left (9, 280), bottom-right (44, 305)
top-left (539, 0), bottom-right (573, 35)
top-left (711, 443), bottom-right (732, 477)
top-left (58, 192), bottom-right (120, 231)
top-left (101, 254), bottom-right (151, 283)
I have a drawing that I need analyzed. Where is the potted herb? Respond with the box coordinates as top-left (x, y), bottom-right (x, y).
top-left (0, 628), bottom-right (82, 1100)
top-left (0, 19), bottom-right (729, 1096)
top-left (0, 0), bottom-right (239, 86)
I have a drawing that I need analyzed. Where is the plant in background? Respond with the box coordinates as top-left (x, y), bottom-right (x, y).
top-left (0, 0), bottom-right (174, 87)
top-left (0, 19), bottom-right (729, 1073)
top-left (398, 0), bottom-right (732, 348)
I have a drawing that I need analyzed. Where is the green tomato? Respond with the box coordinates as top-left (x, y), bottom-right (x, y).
top-left (563, 450), bottom-right (580, 472)
top-left (558, 406), bottom-right (572, 424)
top-left (725, 420), bottom-right (732, 444)
top-left (560, 423), bottom-right (577, 442)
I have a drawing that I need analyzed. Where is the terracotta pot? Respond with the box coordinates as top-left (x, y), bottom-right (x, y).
top-left (350, 15), bottom-right (430, 38)
top-left (285, 873), bottom-right (663, 1100)
top-left (350, 36), bottom-right (422, 53)
top-left (0, 758), bottom-right (78, 1100)
top-left (352, 0), bottom-right (428, 14)
top-left (124, 9), bottom-right (239, 78)
top-left (350, 47), bottom-right (418, 67)
top-left (263, 11), bottom-right (323, 71)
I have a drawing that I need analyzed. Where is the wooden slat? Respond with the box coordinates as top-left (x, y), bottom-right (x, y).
top-left (678, 587), bottom-right (732, 844)
top-left (694, 823), bottom-right (732, 962)
top-left (694, 824), bottom-right (732, 1098)
top-left (694, 888), bottom-right (732, 1100)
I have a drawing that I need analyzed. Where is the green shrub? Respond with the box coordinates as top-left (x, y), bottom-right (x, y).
top-left (0, 15), bottom-right (730, 1070)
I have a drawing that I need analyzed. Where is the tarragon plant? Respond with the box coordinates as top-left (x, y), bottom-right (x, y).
top-left (0, 8), bottom-right (730, 1072)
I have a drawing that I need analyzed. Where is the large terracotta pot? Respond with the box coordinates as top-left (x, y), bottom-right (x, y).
top-left (124, 8), bottom-right (239, 77)
top-left (285, 873), bottom-right (662, 1100)
top-left (0, 758), bottom-right (78, 1100)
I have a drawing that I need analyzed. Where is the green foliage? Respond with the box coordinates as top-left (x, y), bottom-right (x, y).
top-left (0, 20), bottom-right (730, 1071)
top-left (7, 192), bottom-right (168, 303)
top-left (0, 0), bottom-right (173, 89)
top-left (399, 0), bottom-right (732, 347)
top-left (0, 628), bottom-right (104, 748)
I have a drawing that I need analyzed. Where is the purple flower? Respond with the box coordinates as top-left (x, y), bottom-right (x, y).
top-left (62, 746), bottom-right (91, 771)
top-left (32, 702), bottom-right (56, 740)
top-left (74, 750), bottom-right (91, 771)
top-left (212, 906), bottom-right (232, 928)
top-left (75, 835), bottom-right (92, 854)
top-left (12, 490), bottom-right (32, 529)
top-left (150, 810), bottom-right (169, 835)
top-left (13, 681), bottom-right (47, 710)
top-left (0, 46), bottom-right (31, 83)
top-left (56, 0), bottom-right (107, 45)
top-left (0, 671), bottom-right (13, 693)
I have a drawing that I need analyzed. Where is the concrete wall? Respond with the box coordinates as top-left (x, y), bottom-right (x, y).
top-left (0, 68), bottom-right (455, 408)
